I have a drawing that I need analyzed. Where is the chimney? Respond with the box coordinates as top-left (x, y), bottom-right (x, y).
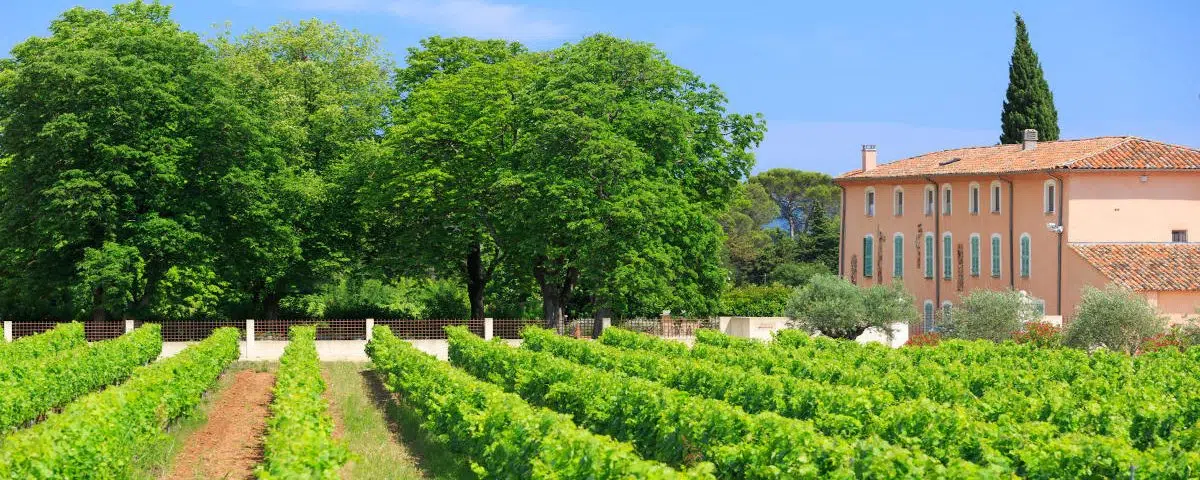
top-left (861, 144), bottom-right (877, 172)
top-left (1023, 129), bottom-right (1038, 151)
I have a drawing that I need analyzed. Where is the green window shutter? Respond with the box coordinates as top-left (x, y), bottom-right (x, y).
top-left (863, 236), bottom-right (874, 277)
top-left (924, 234), bottom-right (934, 278)
top-left (942, 234), bottom-right (952, 279)
top-left (991, 236), bottom-right (1001, 277)
top-left (1020, 236), bottom-right (1031, 277)
top-left (893, 235), bottom-right (904, 278)
top-left (970, 236), bottom-right (980, 276)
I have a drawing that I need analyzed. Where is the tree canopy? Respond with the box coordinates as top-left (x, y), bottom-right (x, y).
top-left (1000, 13), bottom-right (1059, 144)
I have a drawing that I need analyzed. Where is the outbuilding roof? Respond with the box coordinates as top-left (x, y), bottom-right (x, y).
top-left (1071, 243), bottom-right (1200, 292)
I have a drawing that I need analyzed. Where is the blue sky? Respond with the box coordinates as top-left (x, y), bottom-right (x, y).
top-left (2, 0), bottom-right (1197, 175)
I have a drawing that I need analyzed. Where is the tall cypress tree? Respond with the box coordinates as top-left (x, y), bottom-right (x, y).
top-left (1000, 13), bottom-right (1059, 144)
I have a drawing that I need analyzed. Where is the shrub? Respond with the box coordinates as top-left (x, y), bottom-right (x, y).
top-left (944, 289), bottom-right (1038, 342)
top-left (1065, 284), bottom-right (1167, 354)
top-left (785, 274), bottom-right (902, 339)
top-left (905, 332), bottom-right (942, 347)
top-left (257, 326), bottom-right (349, 479)
top-left (719, 284), bottom-right (792, 316)
top-left (861, 282), bottom-right (917, 340)
top-left (1011, 321), bottom-right (1062, 348)
top-left (767, 262), bottom-right (829, 287)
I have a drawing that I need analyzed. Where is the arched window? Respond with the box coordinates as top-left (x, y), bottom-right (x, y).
top-left (893, 233), bottom-right (904, 278)
top-left (942, 232), bottom-right (953, 279)
top-left (990, 181), bottom-right (1002, 213)
top-left (990, 234), bottom-right (1002, 278)
top-left (893, 186), bottom-right (904, 216)
top-left (923, 300), bottom-right (935, 332)
top-left (969, 234), bottom-right (981, 277)
top-left (924, 233), bottom-right (935, 279)
top-left (863, 235), bottom-right (875, 278)
top-left (924, 185), bottom-right (936, 215)
top-left (942, 184), bottom-right (953, 215)
top-left (1043, 179), bottom-right (1057, 214)
top-left (968, 182), bottom-right (980, 214)
top-left (865, 187), bottom-right (876, 217)
top-left (941, 301), bottom-right (953, 324)
top-left (1020, 233), bottom-right (1031, 278)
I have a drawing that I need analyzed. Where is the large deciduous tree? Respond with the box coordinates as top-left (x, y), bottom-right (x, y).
top-left (497, 34), bottom-right (765, 328)
top-left (750, 169), bottom-right (837, 238)
top-left (213, 19), bottom-right (394, 319)
top-left (1000, 13), bottom-right (1059, 144)
top-left (369, 37), bottom-right (528, 320)
top-left (0, 2), bottom-right (254, 320)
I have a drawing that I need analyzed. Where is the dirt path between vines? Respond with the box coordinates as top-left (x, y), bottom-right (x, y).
top-left (166, 370), bottom-right (275, 480)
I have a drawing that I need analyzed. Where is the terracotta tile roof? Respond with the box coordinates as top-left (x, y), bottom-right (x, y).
top-left (837, 137), bottom-right (1200, 180)
top-left (1071, 243), bottom-right (1200, 291)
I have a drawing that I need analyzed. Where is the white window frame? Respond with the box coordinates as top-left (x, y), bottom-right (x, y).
top-left (989, 181), bottom-right (1002, 213)
top-left (942, 232), bottom-right (953, 279)
top-left (893, 233), bottom-right (904, 278)
top-left (1020, 233), bottom-right (1032, 278)
top-left (968, 182), bottom-right (980, 215)
top-left (1043, 179), bottom-right (1057, 214)
top-left (942, 184), bottom-right (953, 215)
top-left (990, 233), bottom-right (1002, 278)
top-left (924, 232), bottom-right (935, 279)
top-left (865, 187), bottom-right (876, 217)
top-left (893, 186), bottom-right (904, 216)
top-left (969, 233), bottom-right (981, 277)
top-left (923, 300), bottom-right (935, 332)
top-left (924, 185), bottom-right (936, 216)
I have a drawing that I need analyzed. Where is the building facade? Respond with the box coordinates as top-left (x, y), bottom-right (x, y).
top-left (834, 132), bottom-right (1200, 333)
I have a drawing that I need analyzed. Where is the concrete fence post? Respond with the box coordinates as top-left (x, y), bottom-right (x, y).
top-left (125, 319), bottom-right (135, 334)
top-left (246, 319), bottom-right (255, 357)
top-left (484, 318), bottom-right (494, 340)
top-left (3, 321), bottom-right (11, 342)
top-left (365, 318), bottom-right (375, 341)
top-left (601, 317), bottom-right (611, 334)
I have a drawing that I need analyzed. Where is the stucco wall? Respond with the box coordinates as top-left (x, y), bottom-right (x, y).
top-left (1146, 291), bottom-right (1200, 325)
top-left (1066, 171), bottom-right (1200, 243)
top-left (1062, 247), bottom-right (1115, 322)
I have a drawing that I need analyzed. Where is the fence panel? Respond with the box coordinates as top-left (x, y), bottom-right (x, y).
top-left (493, 319), bottom-right (543, 339)
top-left (139, 320), bottom-right (246, 342)
top-left (10, 321), bottom-right (62, 341)
top-left (376, 319), bottom-right (484, 339)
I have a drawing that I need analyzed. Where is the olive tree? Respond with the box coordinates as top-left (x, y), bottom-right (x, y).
top-left (944, 289), bottom-right (1039, 342)
top-left (1065, 284), bottom-right (1166, 354)
top-left (785, 274), bottom-right (907, 339)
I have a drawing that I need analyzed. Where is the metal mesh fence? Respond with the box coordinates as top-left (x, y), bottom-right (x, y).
top-left (493, 319), bottom-right (543, 339)
top-left (138, 320), bottom-right (247, 342)
top-left (376, 318), bottom-right (484, 339)
top-left (615, 317), bottom-right (718, 338)
top-left (9, 321), bottom-right (126, 342)
top-left (10, 321), bottom-right (62, 341)
top-left (254, 319), bottom-right (367, 341)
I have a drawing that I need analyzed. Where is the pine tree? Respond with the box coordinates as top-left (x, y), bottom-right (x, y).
top-left (1000, 13), bottom-right (1060, 144)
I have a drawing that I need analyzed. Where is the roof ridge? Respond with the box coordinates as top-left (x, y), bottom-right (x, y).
top-left (873, 136), bottom-right (1132, 168)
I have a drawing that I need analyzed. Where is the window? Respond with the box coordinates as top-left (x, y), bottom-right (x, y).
top-left (1172, 230), bottom-right (1188, 242)
top-left (990, 181), bottom-right (1002, 213)
top-left (968, 183), bottom-right (980, 214)
top-left (990, 234), bottom-right (1002, 278)
top-left (893, 187), bottom-right (904, 216)
top-left (970, 234), bottom-right (980, 277)
top-left (1034, 299), bottom-right (1046, 317)
top-left (1044, 180), bottom-right (1056, 214)
top-left (1019, 234), bottom-right (1031, 278)
top-left (865, 187), bottom-right (876, 217)
top-left (942, 301), bottom-right (953, 324)
top-left (924, 233), bottom-right (935, 279)
top-left (893, 234), bottom-right (904, 278)
top-left (942, 185), bottom-right (952, 215)
top-left (942, 233), bottom-right (953, 279)
top-left (923, 300), bottom-right (935, 332)
top-left (924, 186), bottom-right (936, 215)
top-left (863, 235), bottom-right (874, 277)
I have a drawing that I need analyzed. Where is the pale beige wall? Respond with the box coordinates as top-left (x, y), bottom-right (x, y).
top-left (1147, 291), bottom-right (1200, 325)
top-left (1062, 247), bottom-right (1113, 322)
top-left (1066, 171), bottom-right (1200, 243)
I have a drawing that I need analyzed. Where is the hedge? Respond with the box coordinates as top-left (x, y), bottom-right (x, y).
top-left (367, 325), bottom-right (711, 480)
top-left (257, 326), bottom-right (348, 479)
top-left (0, 323), bottom-right (162, 432)
top-left (0, 322), bottom-right (85, 368)
top-left (0, 327), bottom-right (240, 478)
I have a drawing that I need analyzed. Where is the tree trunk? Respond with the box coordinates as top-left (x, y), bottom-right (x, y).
top-left (466, 242), bottom-right (487, 320)
top-left (91, 287), bottom-right (106, 322)
top-left (263, 292), bottom-right (281, 320)
top-left (540, 283), bottom-right (565, 331)
top-left (591, 301), bottom-right (611, 338)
